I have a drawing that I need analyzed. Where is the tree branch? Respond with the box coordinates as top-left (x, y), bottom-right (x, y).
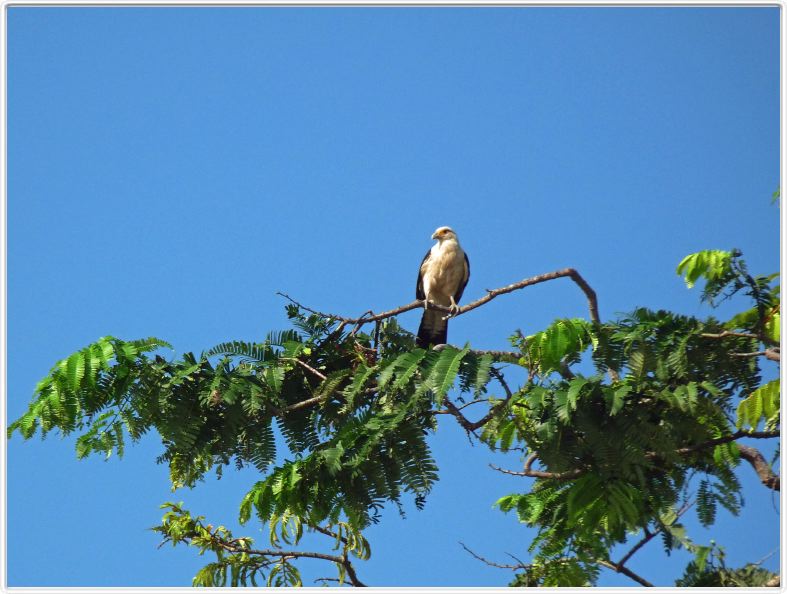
top-left (701, 330), bottom-right (761, 340)
top-left (279, 267), bottom-right (600, 328)
top-left (738, 444), bottom-right (780, 491)
top-left (701, 329), bottom-right (779, 350)
top-left (470, 348), bottom-right (522, 363)
top-left (461, 541), bottom-right (656, 588)
top-left (216, 539), bottom-right (366, 587)
top-left (462, 506), bottom-right (701, 589)
top-left (489, 458), bottom-right (584, 481)
top-left (491, 432), bottom-right (780, 482)
top-left (440, 381), bottom-right (518, 434)
top-left (281, 357), bottom-right (328, 381)
top-left (595, 558), bottom-right (654, 587)
top-left (616, 501), bottom-right (694, 569)
top-left (616, 528), bottom-right (656, 569)
top-left (440, 398), bottom-right (482, 435)
top-left (730, 349), bottom-right (780, 362)
top-left (671, 430), bottom-right (779, 457)
top-left (459, 542), bottom-right (527, 571)
top-left (434, 343), bottom-right (523, 364)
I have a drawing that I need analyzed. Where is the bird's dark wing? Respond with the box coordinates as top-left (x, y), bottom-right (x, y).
top-left (453, 252), bottom-right (470, 303)
top-left (415, 249), bottom-right (431, 300)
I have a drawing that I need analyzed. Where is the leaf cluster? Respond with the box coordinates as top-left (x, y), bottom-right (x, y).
top-left (9, 249), bottom-right (779, 587)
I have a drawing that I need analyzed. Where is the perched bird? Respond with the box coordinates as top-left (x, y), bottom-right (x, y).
top-left (416, 226), bottom-right (470, 348)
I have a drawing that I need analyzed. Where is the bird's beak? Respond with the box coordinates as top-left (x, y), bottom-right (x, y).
top-left (431, 232), bottom-right (438, 240)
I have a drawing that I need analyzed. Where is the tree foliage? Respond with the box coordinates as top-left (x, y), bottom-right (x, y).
top-left (9, 247), bottom-right (780, 587)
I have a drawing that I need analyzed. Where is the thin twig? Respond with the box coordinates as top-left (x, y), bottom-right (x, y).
top-left (432, 398), bottom-right (489, 414)
top-left (490, 367), bottom-right (514, 400)
top-left (282, 393), bottom-right (327, 414)
top-left (751, 548), bottom-right (778, 567)
top-left (276, 292), bottom-right (331, 318)
top-left (281, 357), bottom-right (328, 381)
top-left (730, 349), bottom-right (780, 362)
top-left (701, 330), bottom-right (761, 340)
top-left (433, 343), bottom-right (523, 364)
top-left (489, 461), bottom-right (584, 481)
top-left (459, 542), bottom-right (527, 570)
top-left (471, 349), bottom-right (523, 363)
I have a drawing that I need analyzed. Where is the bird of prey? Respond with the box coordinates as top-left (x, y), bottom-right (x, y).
top-left (416, 226), bottom-right (470, 348)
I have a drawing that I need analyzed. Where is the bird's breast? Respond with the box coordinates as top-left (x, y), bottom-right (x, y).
top-left (422, 243), bottom-right (465, 301)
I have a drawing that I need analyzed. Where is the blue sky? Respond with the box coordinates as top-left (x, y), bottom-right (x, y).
top-left (7, 6), bottom-right (780, 587)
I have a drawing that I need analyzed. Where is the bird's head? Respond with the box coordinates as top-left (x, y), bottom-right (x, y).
top-left (431, 226), bottom-right (458, 242)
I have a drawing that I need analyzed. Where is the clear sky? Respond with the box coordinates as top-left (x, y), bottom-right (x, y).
top-left (7, 5), bottom-right (780, 588)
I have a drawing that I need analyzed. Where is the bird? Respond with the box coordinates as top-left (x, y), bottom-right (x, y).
top-left (415, 226), bottom-right (470, 348)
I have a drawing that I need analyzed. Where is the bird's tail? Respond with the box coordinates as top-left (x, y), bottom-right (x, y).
top-left (416, 309), bottom-right (447, 348)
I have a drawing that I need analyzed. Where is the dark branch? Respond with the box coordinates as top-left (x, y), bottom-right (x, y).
top-left (738, 444), bottom-right (780, 491)
top-left (671, 430), bottom-right (779, 456)
top-left (616, 501), bottom-right (693, 568)
top-left (596, 559), bottom-right (654, 587)
top-left (440, 398), bottom-right (481, 435)
top-left (216, 539), bottom-right (366, 587)
top-left (617, 529), bottom-right (656, 569)
top-left (491, 432), bottom-right (779, 481)
top-left (440, 378), bottom-right (518, 434)
top-left (489, 457), bottom-right (584, 481)
top-left (701, 328), bottom-right (779, 350)
top-left (461, 541), bottom-right (657, 589)
top-left (282, 393), bottom-right (326, 414)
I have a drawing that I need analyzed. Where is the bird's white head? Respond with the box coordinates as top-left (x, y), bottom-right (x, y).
top-left (431, 226), bottom-right (458, 242)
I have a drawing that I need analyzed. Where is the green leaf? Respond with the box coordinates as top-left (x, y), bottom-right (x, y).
top-left (736, 379), bottom-right (779, 430)
top-left (495, 494), bottom-right (520, 513)
top-left (497, 420), bottom-right (517, 451)
top-left (765, 310), bottom-right (780, 342)
top-left (724, 307), bottom-right (759, 331)
top-left (566, 475), bottom-right (603, 525)
top-left (554, 390), bottom-right (572, 424)
top-left (566, 377), bottom-right (589, 411)
top-left (610, 385), bottom-right (629, 415)
top-left (317, 369), bottom-right (351, 399)
top-left (677, 250), bottom-right (732, 289)
top-left (526, 319), bottom-right (594, 375)
top-left (423, 345), bottom-right (470, 400)
top-left (473, 354), bottom-right (494, 396)
top-left (628, 348), bottom-right (646, 378)
top-left (341, 364), bottom-right (376, 412)
top-left (66, 352), bottom-right (85, 391)
top-left (320, 443), bottom-right (345, 475)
